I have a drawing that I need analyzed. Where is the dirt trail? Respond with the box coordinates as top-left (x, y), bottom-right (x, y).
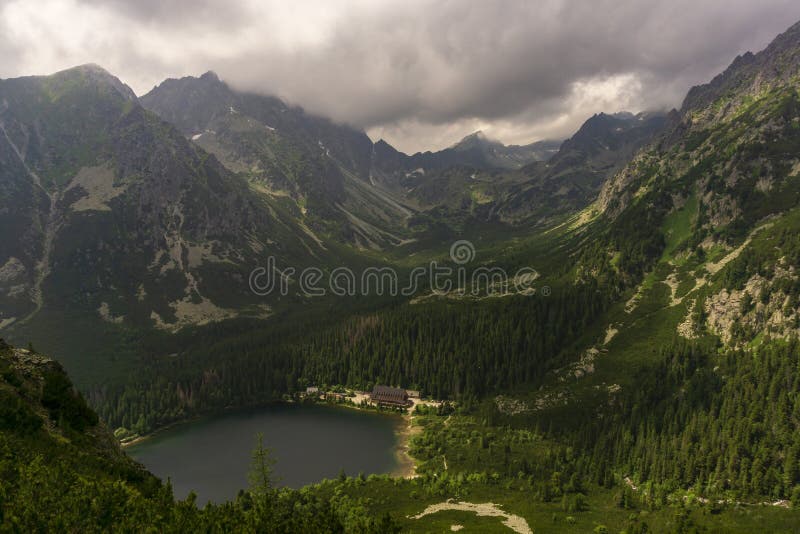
top-left (705, 223), bottom-right (772, 276)
top-left (411, 500), bottom-right (532, 534)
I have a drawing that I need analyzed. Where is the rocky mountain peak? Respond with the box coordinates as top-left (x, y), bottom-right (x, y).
top-left (452, 130), bottom-right (496, 151)
top-left (681, 20), bottom-right (800, 116)
top-left (199, 70), bottom-right (221, 82)
top-left (49, 63), bottom-right (138, 102)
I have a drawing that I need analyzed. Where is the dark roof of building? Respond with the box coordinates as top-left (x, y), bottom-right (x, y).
top-left (371, 385), bottom-right (408, 403)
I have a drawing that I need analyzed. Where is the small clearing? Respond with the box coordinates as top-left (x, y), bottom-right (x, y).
top-left (411, 501), bottom-right (532, 534)
top-left (97, 302), bottom-right (124, 324)
top-left (664, 272), bottom-right (683, 306)
top-left (706, 222), bottom-right (773, 275)
top-left (677, 300), bottom-right (698, 339)
top-left (0, 257), bottom-right (25, 283)
top-left (603, 324), bottom-right (619, 345)
top-left (68, 164), bottom-right (127, 211)
top-left (625, 285), bottom-right (644, 313)
top-left (167, 297), bottom-right (241, 331)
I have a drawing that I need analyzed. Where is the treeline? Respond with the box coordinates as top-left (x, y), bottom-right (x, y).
top-left (94, 283), bottom-right (610, 435)
top-left (411, 411), bottom-right (592, 503)
top-left (0, 443), bottom-right (400, 532)
top-left (575, 338), bottom-right (800, 502)
top-left (0, 340), bottom-right (399, 532)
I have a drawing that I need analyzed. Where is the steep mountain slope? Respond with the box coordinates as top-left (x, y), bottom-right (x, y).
top-left (599, 22), bottom-right (800, 225)
top-left (495, 111), bottom-right (668, 224)
top-left (141, 75), bottom-right (568, 247)
top-left (448, 131), bottom-right (560, 168)
top-left (0, 65), bottom-right (329, 340)
top-left (581, 21), bottom-right (800, 306)
top-left (6, 18), bottom-right (800, 531)
top-left (370, 130), bottom-right (559, 182)
top-left (141, 71), bottom-right (375, 183)
top-left (0, 339), bottom-right (162, 521)
top-left (141, 73), bottom-right (416, 249)
top-left (391, 112), bottom-right (666, 225)
top-left (0, 339), bottom-right (399, 531)
top-left (562, 19), bottom-right (800, 376)
top-left (494, 18), bottom-right (800, 503)
top-left (0, 121), bottom-right (48, 327)
top-left (0, 65), bottom-right (648, 388)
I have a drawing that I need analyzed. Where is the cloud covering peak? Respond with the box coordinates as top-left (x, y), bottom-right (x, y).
top-left (1, 0), bottom-right (799, 151)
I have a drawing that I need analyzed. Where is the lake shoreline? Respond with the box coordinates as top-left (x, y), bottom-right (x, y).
top-left (308, 398), bottom-right (418, 478)
top-left (121, 395), bottom-right (432, 481)
top-left (124, 401), bottom-right (418, 502)
top-left (392, 411), bottom-right (421, 478)
top-left (123, 397), bottom-right (400, 441)
top-left (121, 401), bottom-right (284, 449)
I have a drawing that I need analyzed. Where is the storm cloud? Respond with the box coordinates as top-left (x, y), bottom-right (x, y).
top-left (1, 0), bottom-right (799, 151)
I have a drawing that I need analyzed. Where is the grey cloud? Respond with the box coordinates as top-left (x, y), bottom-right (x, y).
top-left (78, 0), bottom-right (253, 26)
top-left (3, 0), bottom-right (800, 151)
top-left (213, 0), bottom-right (800, 149)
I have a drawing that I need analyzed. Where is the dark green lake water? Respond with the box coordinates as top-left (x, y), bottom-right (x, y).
top-left (127, 404), bottom-right (403, 504)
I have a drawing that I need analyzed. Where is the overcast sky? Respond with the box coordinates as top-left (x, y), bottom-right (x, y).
top-left (1, 0), bottom-right (799, 152)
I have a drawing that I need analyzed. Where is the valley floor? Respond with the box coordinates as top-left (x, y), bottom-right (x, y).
top-left (339, 411), bottom-right (800, 532)
top-left (311, 466), bottom-right (800, 533)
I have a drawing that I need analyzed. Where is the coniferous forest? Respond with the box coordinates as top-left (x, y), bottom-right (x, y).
top-left (5, 6), bottom-right (800, 533)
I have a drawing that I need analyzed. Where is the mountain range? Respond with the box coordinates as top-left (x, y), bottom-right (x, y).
top-left (0, 62), bottom-right (668, 354)
top-left (4, 17), bottom-right (800, 532)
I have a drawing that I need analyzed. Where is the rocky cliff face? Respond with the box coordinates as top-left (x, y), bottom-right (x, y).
top-left (141, 74), bottom-right (590, 243)
top-left (597, 21), bottom-right (800, 235)
top-left (681, 21), bottom-right (800, 118)
top-left (371, 130), bottom-right (560, 184)
top-left (142, 71), bottom-right (376, 184)
top-left (587, 20), bottom-right (800, 353)
top-left (141, 72), bottom-right (419, 249)
top-left (0, 65), bottom-right (322, 333)
top-left (0, 338), bottom-right (159, 515)
top-left (496, 111), bottom-right (668, 224)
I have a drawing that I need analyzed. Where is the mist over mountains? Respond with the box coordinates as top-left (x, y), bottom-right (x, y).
top-left (4, 12), bottom-right (800, 533)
